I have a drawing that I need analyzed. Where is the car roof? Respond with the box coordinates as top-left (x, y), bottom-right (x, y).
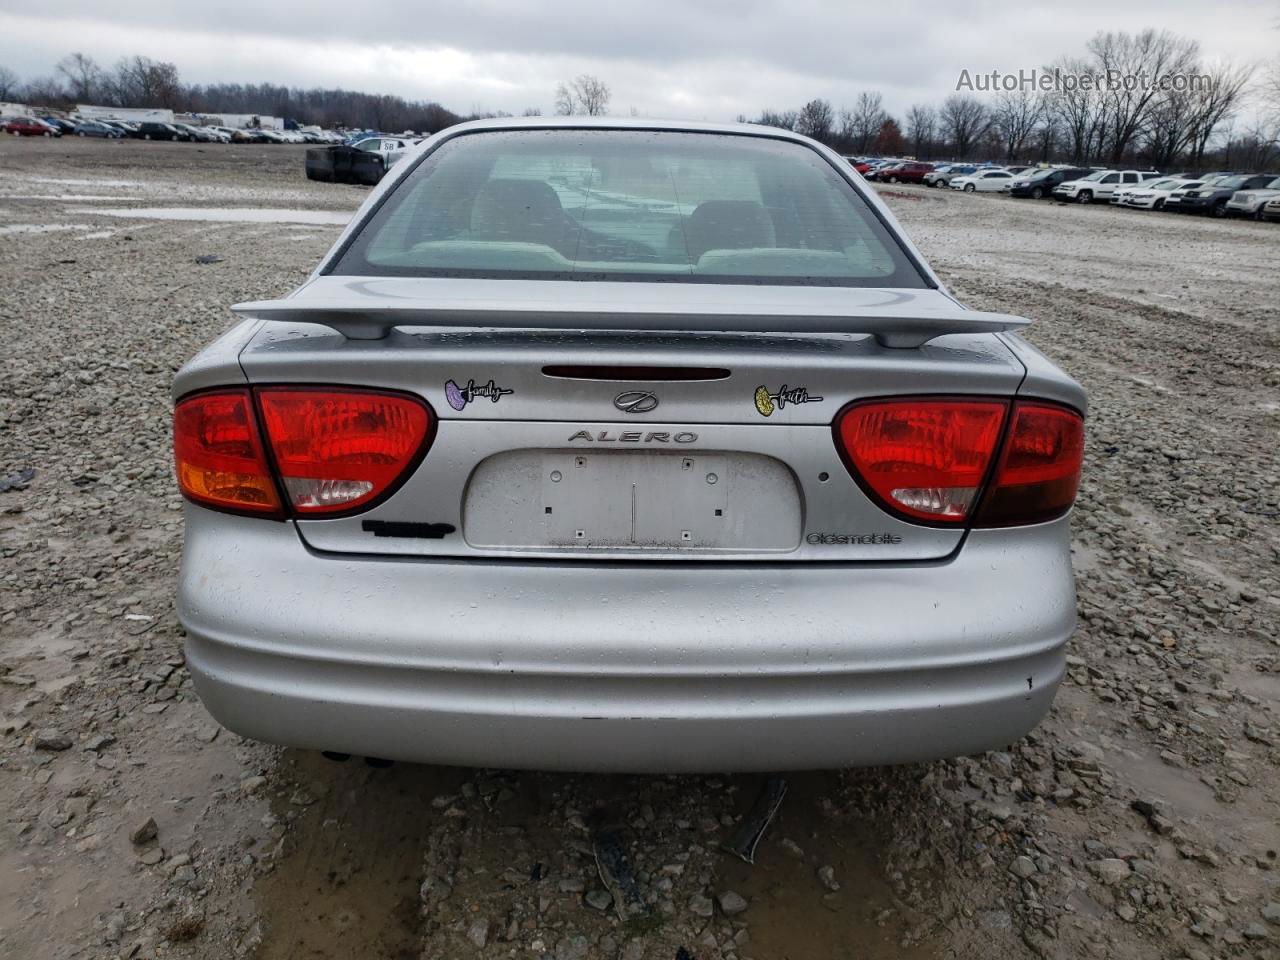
top-left (431, 114), bottom-right (828, 147)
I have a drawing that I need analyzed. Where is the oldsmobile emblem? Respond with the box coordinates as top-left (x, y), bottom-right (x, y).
top-left (613, 390), bottom-right (660, 414)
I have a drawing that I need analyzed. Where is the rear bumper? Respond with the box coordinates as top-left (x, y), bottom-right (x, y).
top-left (178, 508), bottom-right (1076, 772)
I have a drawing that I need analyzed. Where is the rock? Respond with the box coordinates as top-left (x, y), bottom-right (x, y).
top-left (779, 838), bottom-right (805, 857)
top-left (1010, 856), bottom-right (1037, 879)
top-left (466, 919), bottom-right (489, 948)
top-left (717, 890), bottom-right (748, 916)
top-left (817, 865), bottom-right (840, 892)
top-left (82, 734), bottom-right (114, 752)
top-left (1087, 859), bottom-right (1131, 885)
top-left (620, 940), bottom-right (645, 960)
top-left (173, 865), bottom-right (196, 884)
top-left (240, 776), bottom-right (267, 795)
top-left (558, 877), bottom-right (585, 894)
top-left (1262, 902), bottom-right (1280, 925)
top-left (554, 935), bottom-right (590, 960)
top-left (585, 889), bottom-right (612, 911)
top-left (139, 848), bottom-right (164, 865)
top-left (34, 730), bottom-right (73, 751)
top-left (1116, 904), bottom-right (1137, 922)
top-left (129, 816), bottom-right (158, 845)
top-left (1243, 922), bottom-right (1270, 941)
top-left (688, 893), bottom-right (714, 917)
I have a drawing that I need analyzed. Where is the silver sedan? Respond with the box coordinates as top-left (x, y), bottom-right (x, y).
top-left (173, 117), bottom-right (1086, 772)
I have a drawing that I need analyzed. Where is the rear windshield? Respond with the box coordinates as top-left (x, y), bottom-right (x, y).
top-left (329, 129), bottom-right (927, 287)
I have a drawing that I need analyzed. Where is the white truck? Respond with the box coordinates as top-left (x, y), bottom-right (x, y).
top-left (1052, 169), bottom-right (1162, 204)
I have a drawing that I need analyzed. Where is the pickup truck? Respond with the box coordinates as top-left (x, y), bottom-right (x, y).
top-left (1052, 169), bottom-right (1161, 204)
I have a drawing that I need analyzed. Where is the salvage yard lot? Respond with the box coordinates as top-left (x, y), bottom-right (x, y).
top-left (1, 136), bottom-right (1277, 960)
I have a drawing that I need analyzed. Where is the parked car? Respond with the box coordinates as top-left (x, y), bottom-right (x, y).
top-left (1116, 178), bottom-right (1199, 211)
top-left (134, 122), bottom-right (185, 141)
top-left (923, 164), bottom-right (978, 187)
top-left (1223, 177), bottom-right (1280, 219)
top-left (950, 169), bottom-right (1015, 192)
top-left (1002, 165), bottom-right (1035, 176)
top-left (2, 116), bottom-right (60, 137)
top-left (304, 135), bottom-right (416, 185)
top-left (40, 117), bottom-right (78, 135)
top-left (1008, 167), bottom-right (1095, 199)
top-left (1052, 170), bottom-right (1161, 204)
top-left (72, 120), bottom-right (124, 138)
top-left (174, 117), bottom-right (1086, 772)
top-left (1162, 175), bottom-right (1231, 212)
top-left (873, 161), bottom-right (935, 184)
top-left (1177, 174), bottom-right (1280, 217)
top-left (1262, 196), bottom-right (1280, 222)
top-left (842, 156), bottom-right (873, 174)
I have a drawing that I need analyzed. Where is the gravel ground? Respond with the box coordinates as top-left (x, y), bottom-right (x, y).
top-left (1, 138), bottom-right (1277, 960)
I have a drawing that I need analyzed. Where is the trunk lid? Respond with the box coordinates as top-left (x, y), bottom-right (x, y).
top-left (237, 279), bottom-right (1028, 562)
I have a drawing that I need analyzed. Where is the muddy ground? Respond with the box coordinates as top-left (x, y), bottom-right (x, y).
top-left (0, 137), bottom-right (1277, 960)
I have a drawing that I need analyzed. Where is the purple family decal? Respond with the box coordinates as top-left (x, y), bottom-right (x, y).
top-left (444, 378), bottom-right (514, 411)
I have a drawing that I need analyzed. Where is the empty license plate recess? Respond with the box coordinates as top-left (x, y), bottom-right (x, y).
top-left (464, 450), bottom-right (801, 551)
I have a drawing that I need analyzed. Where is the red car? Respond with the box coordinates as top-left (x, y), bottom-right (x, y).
top-left (2, 117), bottom-right (60, 137)
top-left (870, 161), bottom-right (934, 184)
top-left (844, 157), bottom-right (873, 175)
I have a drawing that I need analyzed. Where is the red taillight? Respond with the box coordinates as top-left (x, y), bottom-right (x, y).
top-left (255, 388), bottom-right (432, 514)
top-left (174, 387), bottom-right (432, 517)
top-left (973, 402), bottom-right (1084, 527)
top-left (174, 389), bottom-right (281, 515)
top-left (835, 399), bottom-right (1008, 523)
top-left (834, 396), bottom-right (1084, 527)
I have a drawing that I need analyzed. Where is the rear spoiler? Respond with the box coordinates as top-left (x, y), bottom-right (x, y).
top-left (231, 298), bottom-right (1029, 349)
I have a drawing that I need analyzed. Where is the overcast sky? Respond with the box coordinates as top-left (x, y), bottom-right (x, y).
top-left (2, 1), bottom-right (1277, 119)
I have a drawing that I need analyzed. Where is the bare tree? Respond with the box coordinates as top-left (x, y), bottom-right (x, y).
top-left (990, 89), bottom-right (1044, 162)
top-left (521, 107), bottom-right (542, 117)
top-left (555, 75), bottom-right (610, 116)
top-left (56, 52), bottom-right (104, 103)
top-left (1045, 55), bottom-right (1106, 162)
top-left (795, 98), bottom-right (834, 142)
top-left (849, 91), bottom-right (887, 152)
top-left (905, 103), bottom-right (936, 159)
top-left (1033, 115), bottom-right (1060, 161)
top-left (757, 109), bottom-right (798, 130)
top-left (1088, 29), bottom-right (1199, 163)
top-left (0, 65), bottom-right (19, 101)
top-left (109, 55), bottom-right (181, 108)
top-left (1184, 59), bottom-right (1255, 167)
top-left (939, 94), bottom-right (989, 158)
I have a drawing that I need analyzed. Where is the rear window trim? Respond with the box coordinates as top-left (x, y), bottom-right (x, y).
top-left (320, 125), bottom-right (936, 289)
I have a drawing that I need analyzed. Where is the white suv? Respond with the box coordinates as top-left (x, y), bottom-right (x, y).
top-left (1053, 170), bottom-right (1161, 204)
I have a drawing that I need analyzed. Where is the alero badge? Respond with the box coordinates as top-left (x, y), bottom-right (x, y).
top-left (754, 384), bottom-right (824, 417)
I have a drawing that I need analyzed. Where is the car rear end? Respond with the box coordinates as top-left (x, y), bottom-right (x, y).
top-left (173, 120), bottom-right (1085, 772)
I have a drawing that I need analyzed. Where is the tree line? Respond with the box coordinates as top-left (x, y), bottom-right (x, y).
top-left (0, 53), bottom-right (473, 134)
top-left (749, 31), bottom-right (1279, 172)
top-left (1, 32), bottom-right (1276, 169)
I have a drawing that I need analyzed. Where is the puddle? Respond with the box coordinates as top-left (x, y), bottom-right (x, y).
top-left (716, 771), bottom-right (940, 960)
top-left (0, 223), bottom-right (95, 236)
top-left (71, 206), bottom-right (351, 225)
top-left (254, 758), bottom-right (944, 960)
top-left (0, 194), bottom-right (147, 201)
top-left (15, 175), bottom-right (145, 188)
top-left (255, 752), bottom-right (461, 960)
top-left (76, 231), bottom-right (117, 241)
